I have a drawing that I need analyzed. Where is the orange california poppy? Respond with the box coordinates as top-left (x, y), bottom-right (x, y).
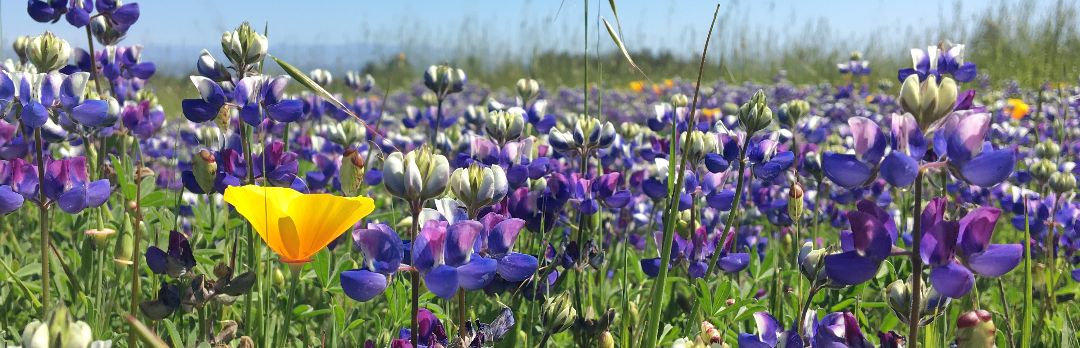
top-left (223, 185), bottom-right (375, 264)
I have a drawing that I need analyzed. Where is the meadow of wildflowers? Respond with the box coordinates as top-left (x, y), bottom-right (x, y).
top-left (0, 1), bottom-right (1078, 348)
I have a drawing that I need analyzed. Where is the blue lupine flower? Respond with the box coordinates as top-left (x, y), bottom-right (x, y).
top-left (341, 223), bottom-right (404, 302)
top-left (897, 43), bottom-right (977, 83)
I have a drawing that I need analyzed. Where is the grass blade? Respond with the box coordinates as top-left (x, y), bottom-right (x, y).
top-left (602, 17), bottom-right (649, 82)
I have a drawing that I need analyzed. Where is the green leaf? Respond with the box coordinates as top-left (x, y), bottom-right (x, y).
top-left (830, 298), bottom-right (857, 312)
top-left (139, 191), bottom-right (170, 208)
top-left (607, 0), bottom-right (623, 34)
top-left (161, 319), bottom-right (184, 348)
top-left (602, 17), bottom-right (649, 81)
top-left (292, 304), bottom-right (313, 316)
top-left (297, 308), bottom-right (332, 319)
top-left (313, 249), bottom-right (331, 289)
top-left (346, 318), bottom-right (365, 331)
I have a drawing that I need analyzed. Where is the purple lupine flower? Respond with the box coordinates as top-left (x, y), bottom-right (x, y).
top-left (808, 311), bottom-right (873, 347)
top-left (27, 0), bottom-right (67, 23)
top-left (181, 76), bottom-right (227, 123)
top-left (934, 110), bottom-right (1015, 187)
top-left (738, 311), bottom-right (803, 347)
top-left (747, 135), bottom-right (796, 182)
top-left (0, 120), bottom-right (30, 159)
top-left (341, 223), bottom-right (404, 302)
top-left (145, 230), bottom-right (196, 278)
top-left (121, 100), bottom-right (164, 139)
top-left (897, 43), bottom-right (977, 83)
top-left (304, 153), bottom-right (338, 191)
top-left (822, 114), bottom-right (926, 189)
top-left (823, 200), bottom-right (897, 286)
top-left (235, 75), bottom-right (304, 125)
top-left (13, 71), bottom-right (109, 129)
top-left (2, 157), bottom-right (109, 214)
top-left (44, 156), bottom-right (111, 214)
top-left (253, 141), bottom-right (303, 190)
top-left (95, 0), bottom-right (140, 31)
top-left (921, 200), bottom-right (1023, 298)
top-left (411, 219), bottom-right (496, 299)
top-left (476, 212), bottom-right (538, 283)
top-left (0, 160), bottom-right (29, 214)
top-left (391, 307), bottom-right (448, 348)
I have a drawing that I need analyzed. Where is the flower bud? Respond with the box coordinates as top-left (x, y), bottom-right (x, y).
top-left (681, 130), bottom-right (718, 165)
top-left (274, 267), bottom-right (286, 288)
top-left (114, 222), bottom-right (134, 265)
top-left (485, 107), bottom-right (526, 145)
top-left (450, 163), bottom-right (508, 216)
top-left (788, 182), bottom-right (804, 222)
top-left (898, 75), bottom-right (921, 121)
top-left (699, 320), bottom-right (721, 344)
top-left (1049, 171), bottom-right (1076, 194)
top-left (310, 68), bottom-right (332, 87)
top-left (738, 90), bottom-right (773, 134)
top-left (516, 78), bottom-right (540, 102)
top-left (1034, 140), bottom-right (1061, 159)
top-left (221, 22), bottom-right (268, 71)
top-left (886, 278), bottom-right (951, 325)
top-left (798, 243), bottom-right (828, 283)
top-left (424, 64), bottom-right (467, 99)
top-left (90, 16), bottom-right (125, 46)
top-left (25, 32), bottom-right (71, 73)
top-left (670, 93), bottom-right (689, 108)
top-left (193, 149), bottom-right (218, 194)
top-left (781, 99), bottom-right (810, 125)
top-left (13, 36), bottom-right (31, 64)
top-left (345, 71), bottom-right (376, 93)
top-left (382, 146), bottom-right (449, 203)
top-left (543, 292), bottom-right (577, 334)
top-left (21, 320), bottom-right (47, 348)
top-left (955, 310), bottom-right (995, 348)
top-left (1030, 159), bottom-right (1057, 184)
top-left (598, 331), bottom-right (615, 348)
top-left (339, 148), bottom-right (366, 197)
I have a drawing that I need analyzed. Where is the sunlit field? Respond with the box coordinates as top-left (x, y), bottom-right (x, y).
top-left (0, 1), bottom-right (1078, 347)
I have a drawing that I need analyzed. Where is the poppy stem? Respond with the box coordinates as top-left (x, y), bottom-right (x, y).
top-left (277, 265), bottom-right (302, 346)
top-left (34, 128), bottom-right (49, 318)
top-left (907, 171), bottom-right (925, 347)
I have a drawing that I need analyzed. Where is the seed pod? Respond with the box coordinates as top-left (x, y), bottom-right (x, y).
top-left (955, 309), bottom-right (995, 348)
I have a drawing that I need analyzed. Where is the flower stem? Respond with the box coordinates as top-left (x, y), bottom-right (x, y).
top-left (703, 136), bottom-right (751, 277)
top-left (84, 25), bottom-right (105, 97)
top-left (277, 266), bottom-right (302, 346)
top-left (429, 99), bottom-right (444, 148)
top-left (127, 141), bottom-right (145, 348)
top-left (410, 203), bottom-right (421, 345)
top-left (34, 128), bottom-right (50, 318)
top-left (457, 291), bottom-right (468, 340)
top-left (1020, 183), bottom-right (1033, 347)
top-left (641, 6), bottom-right (719, 347)
top-left (907, 171), bottom-right (925, 347)
top-left (996, 278), bottom-right (1016, 348)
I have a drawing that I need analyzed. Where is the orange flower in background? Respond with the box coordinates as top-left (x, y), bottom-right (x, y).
top-left (629, 81), bottom-right (645, 93)
top-left (224, 185), bottom-right (375, 264)
top-left (1006, 98), bottom-right (1030, 120)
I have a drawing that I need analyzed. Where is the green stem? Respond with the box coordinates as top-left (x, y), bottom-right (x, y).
top-left (907, 171), bottom-right (925, 347)
top-left (429, 99), bottom-right (444, 148)
top-left (410, 203), bottom-right (421, 344)
top-left (1020, 181), bottom-right (1033, 348)
top-left (996, 278), bottom-right (1016, 348)
top-left (127, 141), bottom-right (145, 348)
top-left (278, 267), bottom-right (302, 346)
top-left (34, 128), bottom-right (50, 317)
top-left (84, 25), bottom-right (105, 97)
top-left (641, 6), bottom-right (720, 347)
top-left (703, 136), bottom-right (751, 278)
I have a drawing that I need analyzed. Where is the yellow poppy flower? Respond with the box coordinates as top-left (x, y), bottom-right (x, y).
top-left (1006, 99), bottom-right (1030, 120)
top-left (629, 81), bottom-right (644, 93)
top-left (223, 185), bottom-right (375, 264)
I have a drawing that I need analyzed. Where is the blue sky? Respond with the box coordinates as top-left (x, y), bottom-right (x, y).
top-left (0, 0), bottom-right (1047, 73)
